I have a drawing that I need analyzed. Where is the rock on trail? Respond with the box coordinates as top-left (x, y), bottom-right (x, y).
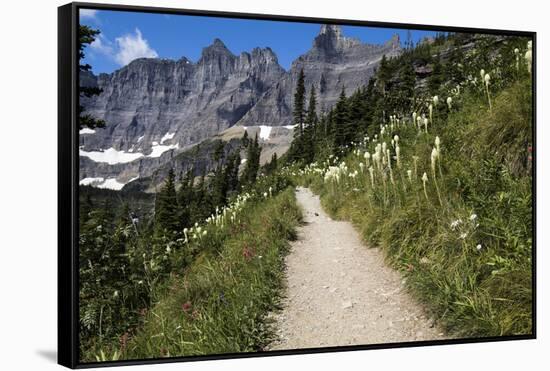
top-left (269, 187), bottom-right (445, 350)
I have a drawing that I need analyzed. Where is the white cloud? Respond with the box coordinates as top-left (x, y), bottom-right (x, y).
top-left (89, 34), bottom-right (113, 56)
top-left (80, 9), bottom-right (98, 19)
top-left (114, 28), bottom-right (158, 66)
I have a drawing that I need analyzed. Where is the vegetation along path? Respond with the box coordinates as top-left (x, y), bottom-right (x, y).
top-left (270, 187), bottom-right (445, 349)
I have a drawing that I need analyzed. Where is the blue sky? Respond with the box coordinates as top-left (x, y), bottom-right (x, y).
top-left (80, 8), bottom-right (437, 74)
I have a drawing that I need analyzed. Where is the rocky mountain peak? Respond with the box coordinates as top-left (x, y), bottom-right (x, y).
top-left (313, 24), bottom-right (362, 54)
top-left (199, 38), bottom-right (234, 62)
top-left (319, 24), bottom-right (344, 39)
top-left (385, 34), bottom-right (401, 49)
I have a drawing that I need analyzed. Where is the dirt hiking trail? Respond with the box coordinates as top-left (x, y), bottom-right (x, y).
top-left (269, 187), bottom-right (445, 350)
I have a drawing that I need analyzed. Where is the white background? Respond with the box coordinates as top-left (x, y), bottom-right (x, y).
top-left (0, 0), bottom-right (546, 369)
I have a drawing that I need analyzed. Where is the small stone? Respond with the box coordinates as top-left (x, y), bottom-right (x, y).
top-left (322, 285), bottom-right (329, 289)
top-left (342, 300), bottom-right (353, 309)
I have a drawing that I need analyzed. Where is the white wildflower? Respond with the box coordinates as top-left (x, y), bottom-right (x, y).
top-left (447, 97), bottom-right (452, 109)
top-left (476, 244), bottom-right (482, 251)
top-left (422, 172), bottom-right (428, 183)
top-left (433, 96), bottom-right (439, 106)
top-left (431, 148), bottom-right (438, 174)
top-left (450, 219), bottom-right (462, 230)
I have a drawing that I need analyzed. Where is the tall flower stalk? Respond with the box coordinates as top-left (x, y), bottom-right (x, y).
top-left (422, 172), bottom-right (429, 202)
top-left (484, 72), bottom-right (492, 111)
top-left (431, 147), bottom-right (444, 206)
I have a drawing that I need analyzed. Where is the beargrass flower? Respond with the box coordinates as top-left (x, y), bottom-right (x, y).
top-left (407, 169), bottom-right (413, 182)
top-left (431, 148), bottom-right (438, 174)
top-left (433, 95), bottom-right (439, 106)
top-left (424, 117), bottom-right (429, 133)
top-left (368, 166), bottom-right (375, 187)
top-left (450, 219), bottom-right (462, 230)
top-left (447, 97), bottom-right (452, 110)
top-left (422, 172), bottom-right (429, 200)
top-left (435, 136), bottom-right (441, 152)
top-left (429, 103), bottom-right (433, 124)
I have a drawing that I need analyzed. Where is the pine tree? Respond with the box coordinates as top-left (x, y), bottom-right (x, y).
top-left (293, 68), bottom-right (306, 137)
top-left (241, 134), bottom-right (261, 187)
top-left (429, 54), bottom-right (443, 95)
top-left (268, 152), bottom-right (278, 174)
top-left (79, 25), bottom-right (106, 130)
top-left (177, 168), bottom-right (194, 228)
top-left (303, 85), bottom-right (318, 163)
top-left (399, 60), bottom-right (416, 112)
top-left (155, 168), bottom-right (180, 236)
top-left (225, 151), bottom-right (241, 196)
top-left (241, 129), bottom-right (249, 148)
top-left (333, 87), bottom-right (349, 150)
top-left (79, 194), bottom-right (93, 227)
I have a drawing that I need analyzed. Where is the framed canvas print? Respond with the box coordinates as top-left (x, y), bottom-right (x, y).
top-left (58, 2), bottom-right (536, 368)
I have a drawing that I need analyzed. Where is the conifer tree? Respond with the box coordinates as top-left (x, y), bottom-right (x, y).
top-left (225, 151), bottom-right (241, 196)
top-left (303, 85), bottom-right (318, 163)
top-left (241, 134), bottom-right (261, 187)
top-left (79, 25), bottom-right (106, 130)
top-left (429, 54), bottom-right (443, 95)
top-left (332, 87), bottom-right (349, 150)
top-left (241, 129), bottom-right (250, 149)
top-left (293, 68), bottom-right (306, 137)
top-left (155, 168), bottom-right (180, 235)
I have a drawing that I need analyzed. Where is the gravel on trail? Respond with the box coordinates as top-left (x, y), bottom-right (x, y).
top-left (268, 187), bottom-right (445, 350)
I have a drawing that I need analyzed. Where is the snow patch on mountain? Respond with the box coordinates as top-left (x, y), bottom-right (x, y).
top-left (80, 128), bottom-right (96, 135)
top-left (160, 132), bottom-right (176, 144)
top-left (258, 125), bottom-right (273, 141)
top-left (149, 142), bottom-right (180, 158)
top-left (80, 147), bottom-right (144, 165)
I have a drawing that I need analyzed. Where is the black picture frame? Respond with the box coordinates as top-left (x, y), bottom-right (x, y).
top-left (58, 2), bottom-right (537, 368)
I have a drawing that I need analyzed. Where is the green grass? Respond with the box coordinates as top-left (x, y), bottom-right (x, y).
top-left (295, 77), bottom-right (533, 338)
top-left (83, 188), bottom-right (301, 362)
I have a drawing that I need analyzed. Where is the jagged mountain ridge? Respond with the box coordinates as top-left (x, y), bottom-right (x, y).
top-left (79, 25), bottom-right (402, 189)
